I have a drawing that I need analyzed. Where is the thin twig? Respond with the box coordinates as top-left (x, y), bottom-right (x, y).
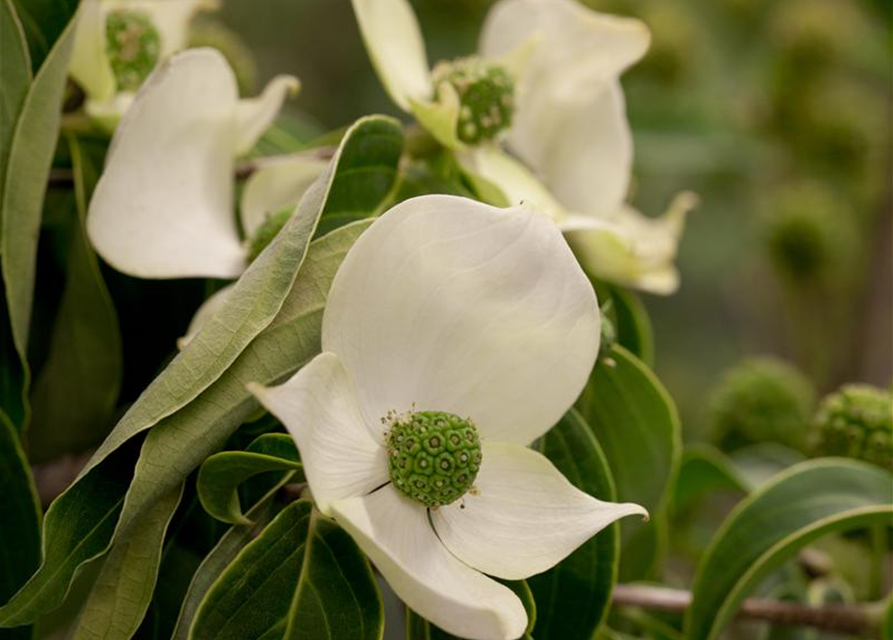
top-left (611, 584), bottom-right (876, 636)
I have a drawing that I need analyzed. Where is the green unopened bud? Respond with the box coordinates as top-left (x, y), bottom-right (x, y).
top-left (106, 10), bottom-right (162, 92)
top-left (432, 57), bottom-right (515, 146)
top-left (764, 182), bottom-right (857, 285)
top-left (709, 357), bottom-right (816, 451)
top-left (247, 209), bottom-right (292, 263)
top-left (386, 410), bottom-right (482, 508)
top-left (811, 384), bottom-right (892, 468)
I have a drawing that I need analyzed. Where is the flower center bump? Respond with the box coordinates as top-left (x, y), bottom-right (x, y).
top-left (106, 10), bottom-right (162, 92)
top-left (386, 411), bottom-right (482, 508)
top-left (432, 57), bottom-right (515, 145)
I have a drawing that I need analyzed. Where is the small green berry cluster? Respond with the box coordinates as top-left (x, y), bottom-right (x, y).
top-left (106, 10), bottom-right (162, 92)
top-left (709, 356), bottom-right (816, 452)
top-left (246, 208), bottom-right (292, 263)
top-left (811, 384), bottom-right (892, 469)
top-left (433, 57), bottom-right (515, 145)
top-left (387, 411), bottom-right (482, 508)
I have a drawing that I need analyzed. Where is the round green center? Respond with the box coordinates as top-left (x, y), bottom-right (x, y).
top-left (432, 57), bottom-right (515, 145)
top-left (106, 10), bottom-right (162, 92)
top-left (247, 208), bottom-right (292, 263)
top-left (386, 411), bottom-right (482, 508)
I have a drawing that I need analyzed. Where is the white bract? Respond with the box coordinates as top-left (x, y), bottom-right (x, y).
top-left (87, 47), bottom-right (325, 280)
top-left (70, 0), bottom-right (212, 128)
top-left (352, 0), bottom-right (692, 294)
top-left (249, 195), bottom-right (646, 640)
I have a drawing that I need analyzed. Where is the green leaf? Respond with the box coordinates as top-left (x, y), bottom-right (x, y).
top-left (0, 441), bottom-right (138, 627)
top-left (575, 345), bottom-right (680, 581)
top-left (0, 0), bottom-right (31, 209)
top-left (197, 433), bottom-right (302, 525)
top-left (672, 445), bottom-right (749, 516)
top-left (170, 485), bottom-right (285, 640)
top-left (28, 135), bottom-right (122, 461)
top-left (189, 501), bottom-right (383, 640)
top-left (0, 0), bottom-right (35, 431)
top-left (1, 0), bottom-right (80, 423)
top-left (0, 115), bottom-right (398, 625)
top-left (729, 443), bottom-right (806, 489)
top-left (685, 459), bottom-right (893, 640)
top-left (529, 409), bottom-right (619, 640)
top-left (11, 0), bottom-right (79, 71)
top-left (406, 580), bottom-right (535, 640)
top-left (607, 286), bottom-right (654, 367)
top-left (69, 484), bottom-right (184, 640)
top-left (314, 117), bottom-right (403, 238)
top-left (0, 410), bottom-right (40, 640)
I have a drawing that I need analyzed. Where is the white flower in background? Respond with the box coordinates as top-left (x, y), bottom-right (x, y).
top-left (87, 47), bottom-right (324, 280)
top-left (69, 0), bottom-right (213, 128)
top-left (352, 0), bottom-right (693, 294)
top-left (249, 195), bottom-right (647, 640)
top-left (466, 146), bottom-right (697, 294)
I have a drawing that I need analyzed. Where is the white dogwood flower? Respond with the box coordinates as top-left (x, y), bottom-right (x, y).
top-left (249, 195), bottom-right (646, 640)
top-left (87, 47), bottom-right (322, 279)
top-left (465, 146), bottom-right (697, 294)
top-left (351, 0), bottom-right (691, 294)
top-left (69, 0), bottom-right (214, 127)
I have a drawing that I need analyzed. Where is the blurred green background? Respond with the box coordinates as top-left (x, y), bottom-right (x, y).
top-left (210, 0), bottom-right (891, 442)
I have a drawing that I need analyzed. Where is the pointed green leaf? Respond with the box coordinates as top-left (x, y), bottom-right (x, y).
top-left (0, 442), bottom-right (138, 627)
top-left (11, 0), bottom-right (79, 71)
top-left (197, 433), bottom-right (302, 525)
top-left (729, 443), bottom-right (806, 489)
top-left (0, 0), bottom-right (38, 429)
top-left (170, 485), bottom-right (285, 640)
top-left (28, 135), bottom-right (122, 460)
top-left (575, 345), bottom-right (680, 581)
top-left (70, 484), bottom-right (184, 640)
top-left (0, 410), bottom-right (40, 640)
top-left (0, 0), bottom-right (31, 213)
top-left (1, 0), bottom-right (80, 410)
top-left (190, 501), bottom-right (383, 640)
top-left (528, 408), bottom-right (619, 640)
top-left (685, 459), bottom-right (893, 640)
top-left (672, 445), bottom-right (749, 516)
top-left (607, 286), bottom-right (654, 366)
top-left (314, 116), bottom-right (403, 237)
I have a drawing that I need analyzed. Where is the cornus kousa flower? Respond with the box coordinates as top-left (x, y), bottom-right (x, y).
top-left (352, 0), bottom-right (694, 294)
top-left (249, 195), bottom-right (647, 640)
top-left (69, 0), bottom-right (212, 128)
top-left (87, 47), bottom-right (325, 280)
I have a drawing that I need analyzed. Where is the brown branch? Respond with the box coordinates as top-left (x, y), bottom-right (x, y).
top-left (611, 584), bottom-right (877, 636)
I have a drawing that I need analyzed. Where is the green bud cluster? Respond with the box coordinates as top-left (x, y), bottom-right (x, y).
top-left (106, 10), bottom-right (162, 92)
top-left (246, 208), bottom-right (292, 263)
top-left (386, 410), bottom-right (482, 508)
top-left (709, 356), bottom-right (816, 452)
top-left (764, 182), bottom-right (857, 285)
top-left (811, 384), bottom-right (892, 469)
top-left (432, 57), bottom-right (515, 145)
